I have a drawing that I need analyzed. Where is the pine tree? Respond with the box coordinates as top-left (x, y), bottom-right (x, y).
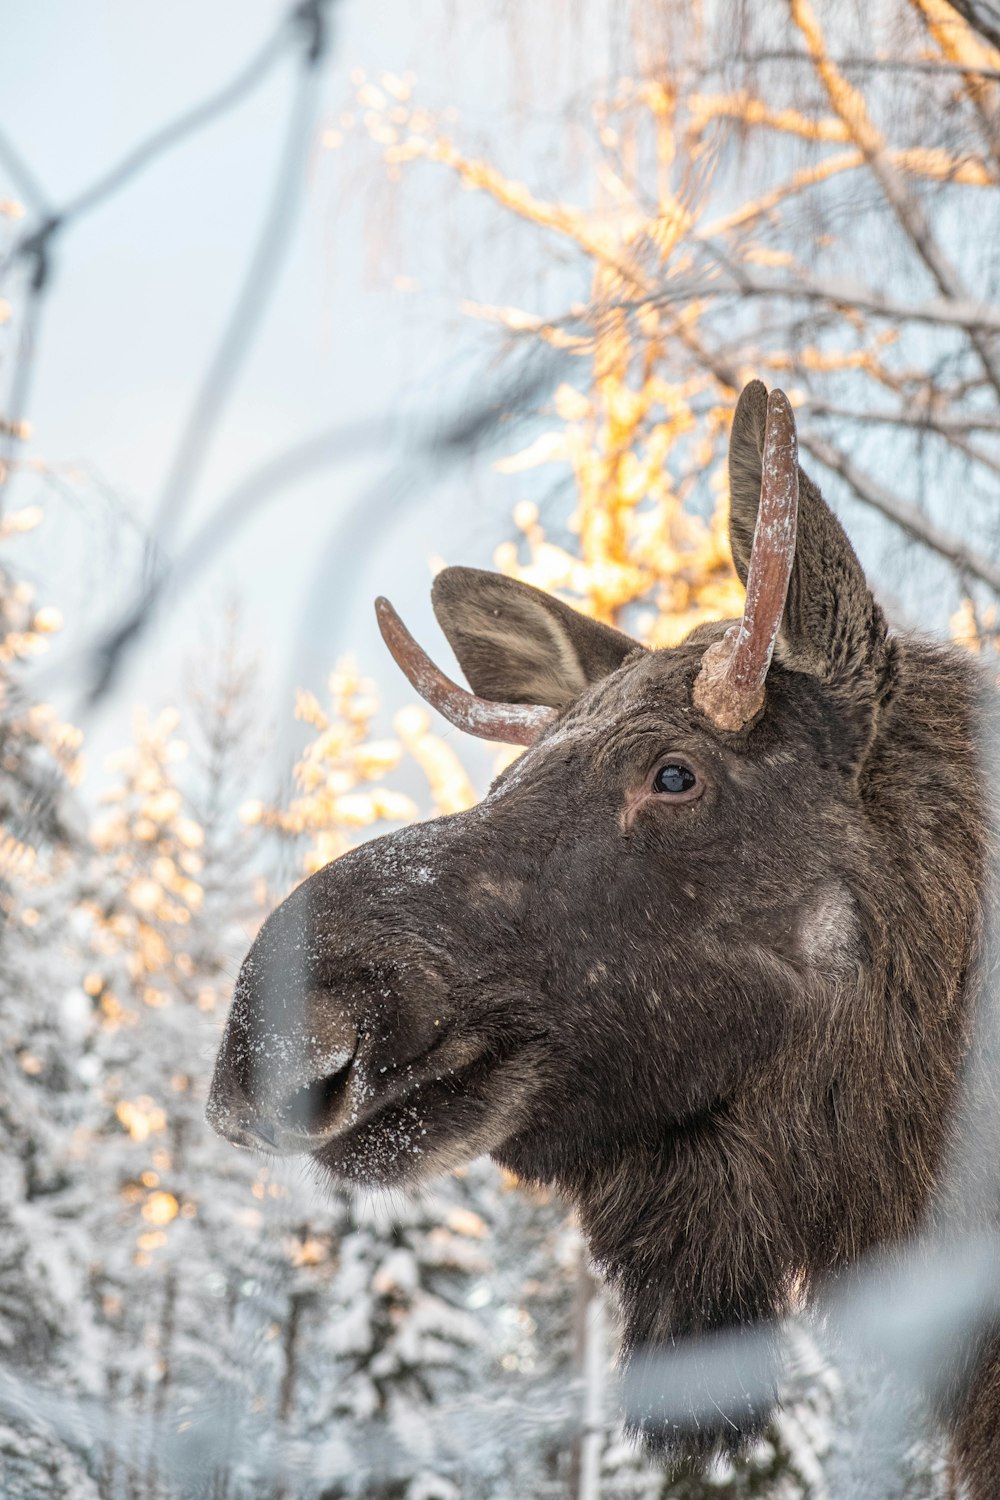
top-left (0, 516), bottom-right (104, 1497)
top-left (69, 637), bottom-right (318, 1499)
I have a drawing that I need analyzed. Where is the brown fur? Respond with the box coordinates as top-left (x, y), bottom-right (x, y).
top-left (208, 382), bottom-right (998, 1494)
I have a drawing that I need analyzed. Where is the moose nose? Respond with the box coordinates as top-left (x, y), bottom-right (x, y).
top-left (208, 1049), bottom-right (357, 1154)
top-left (273, 1049), bottom-right (358, 1139)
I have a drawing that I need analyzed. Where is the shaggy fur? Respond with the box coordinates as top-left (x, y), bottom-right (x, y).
top-left (209, 382), bottom-right (998, 1495)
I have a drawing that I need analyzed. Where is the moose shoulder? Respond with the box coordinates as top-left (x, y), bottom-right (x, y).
top-left (208, 382), bottom-right (996, 1494)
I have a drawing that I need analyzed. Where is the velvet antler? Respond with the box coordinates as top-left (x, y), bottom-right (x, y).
top-left (693, 388), bottom-right (799, 731)
top-left (375, 597), bottom-right (558, 746)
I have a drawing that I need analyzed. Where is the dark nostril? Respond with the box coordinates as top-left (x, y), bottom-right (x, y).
top-left (247, 1118), bottom-right (279, 1149)
top-left (281, 1056), bottom-right (354, 1137)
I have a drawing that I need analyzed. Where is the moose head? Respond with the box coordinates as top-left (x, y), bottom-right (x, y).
top-left (208, 381), bottom-right (988, 1477)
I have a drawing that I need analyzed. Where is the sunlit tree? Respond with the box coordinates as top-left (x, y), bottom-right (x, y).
top-left (0, 511), bottom-right (101, 1499)
top-left (345, 0), bottom-right (1000, 637)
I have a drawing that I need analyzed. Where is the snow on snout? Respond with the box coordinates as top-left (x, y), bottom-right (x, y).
top-left (313, 1043), bottom-right (355, 1077)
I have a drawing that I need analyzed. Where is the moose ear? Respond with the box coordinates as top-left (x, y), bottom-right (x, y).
top-left (728, 381), bottom-right (891, 702)
top-left (431, 567), bottom-right (641, 708)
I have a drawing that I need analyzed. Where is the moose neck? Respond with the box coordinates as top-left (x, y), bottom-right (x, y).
top-left (573, 1109), bottom-right (800, 1340)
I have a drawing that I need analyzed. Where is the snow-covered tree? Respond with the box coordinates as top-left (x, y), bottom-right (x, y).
top-left (0, 515), bottom-right (104, 1497)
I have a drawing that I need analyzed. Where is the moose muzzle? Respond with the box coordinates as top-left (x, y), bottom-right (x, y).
top-left (206, 821), bottom-right (494, 1161)
top-left (206, 979), bottom-right (361, 1154)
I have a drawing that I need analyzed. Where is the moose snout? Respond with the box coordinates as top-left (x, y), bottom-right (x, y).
top-left (208, 827), bottom-right (475, 1161)
top-left (207, 1000), bottom-right (361, 1154)
top-left (207, 937), bottom-right (455, 1158)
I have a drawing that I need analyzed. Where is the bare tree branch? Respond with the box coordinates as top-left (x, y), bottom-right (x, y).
top-left (789, 0), bottom-right (1000, 405)
top-left (0, 131), bottom-right (52, 217)
top-left (711, 47), bottom-right (1000, 82)
top-left (940, 0), bottom-right (1000, 54)
top-left (911, 0), bottom-right (1000, 172)
top-left (54, 22), bottom-right (291, 227)
top-left (799, 427), bottom-right (1000, 593)
top-left (804, 400), bottom-right (1000, 433)
top-left (649, 263), bottom-right (1000, 335)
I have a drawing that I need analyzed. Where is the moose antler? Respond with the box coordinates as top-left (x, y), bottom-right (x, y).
top-left (693, 388), bottom-right (799, 732)
top-left (375, 597), bottom-right (558, 746)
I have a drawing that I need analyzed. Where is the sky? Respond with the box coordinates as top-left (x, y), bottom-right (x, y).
top-left (0, 0), bottom-right (607, 789)
top-left (4, 0), bottom-right (993, 803)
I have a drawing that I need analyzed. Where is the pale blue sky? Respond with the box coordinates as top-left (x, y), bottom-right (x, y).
top-left (0, 0), bottom-right (603, 785)
top-left (4, 0), bottom-right (994, 797)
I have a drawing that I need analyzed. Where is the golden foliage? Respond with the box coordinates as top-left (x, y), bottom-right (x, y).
top-left (259, 660), bottom-right (476, 877)
top-left (333, 11), bottom-right (996, 650)
top-left (951, 598), bottom-right (1000, 656)
top-left (116, 1097), bottom-right (168, 1142)
top-left (491, 378), bottom-right (744, 644)
top-left (85, 708), bottom-right (206, 1025)
top-left (340, 69), bottom-right (762, 642)
top-left (0, 511), bottom-right (82, 778)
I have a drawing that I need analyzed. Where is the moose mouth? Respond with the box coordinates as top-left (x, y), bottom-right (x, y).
top-left (306, 1037), bottom-right (532, 1186)
top-left (208, 955), bottom-right (546, 1181)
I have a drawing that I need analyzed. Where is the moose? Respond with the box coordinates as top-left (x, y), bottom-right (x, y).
top-left (208, 382), bottom-right (999, 1494)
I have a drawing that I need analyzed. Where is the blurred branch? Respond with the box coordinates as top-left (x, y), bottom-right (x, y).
top-left (0, 292), bottom-right (42, 477)
top-left (804, 400), bottom-right (1000, 433)
top-left (804, 399), bottom-right (1000, 479)
top-left (712, 47), bottom-right (1000, 81)
top-left (148, 42), bottom-right (326, 553)
top-left (654, 263), bottom-right (1000, 334)
top-left (913, 0), bottom-right (1000, 172)
top-left (81, 347), bottom-right (563, 707)
top-left (789, 0), bottom-right (1000, 404)
top-left (0, 0), bottom-right (336, 520)
top-left (937, 0), bottom-right (1000, 54)
top-left (689, 89), bottom-right (998, 177)
top-left (54, 20), bottom-right (291, 226)
top-left (798, 427), bottom-right (1000, 592)
top-left (0, 130), bottom-right (52, 217)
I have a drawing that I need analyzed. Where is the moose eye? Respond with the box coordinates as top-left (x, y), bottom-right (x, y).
top-left (652, 761), bottom-right (700, 798)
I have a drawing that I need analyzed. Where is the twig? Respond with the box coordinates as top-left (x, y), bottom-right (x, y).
top-left (55, 22), bottom-right (292, 227)
top-left (709, 47), bottom-right (1000, 82)
top-left (148, 48), bottom-right (325, 554)
top-left (789, 0), bottom-right (1000, 406)
top-left (663, 263), bottom-right (1000, 336)
top-left (0, 1), bottom-right (333, 524)
top-left (804, 400), bottom-right (1000, 434)
top-left (0, 130), bottom-right (52, 218)
top-left (804, 396), bottom-right (1000, 478)
top-left (82, 349), bottom-right (561, 705)
top-left (941, 0), bottom-right (1000, 55)
top-left (507, 253), bottom-right (1000, 353)
top-left (912, 0), bottom-right (1000, 176)
top-left (798, 427), bottom-right (1000, 594)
